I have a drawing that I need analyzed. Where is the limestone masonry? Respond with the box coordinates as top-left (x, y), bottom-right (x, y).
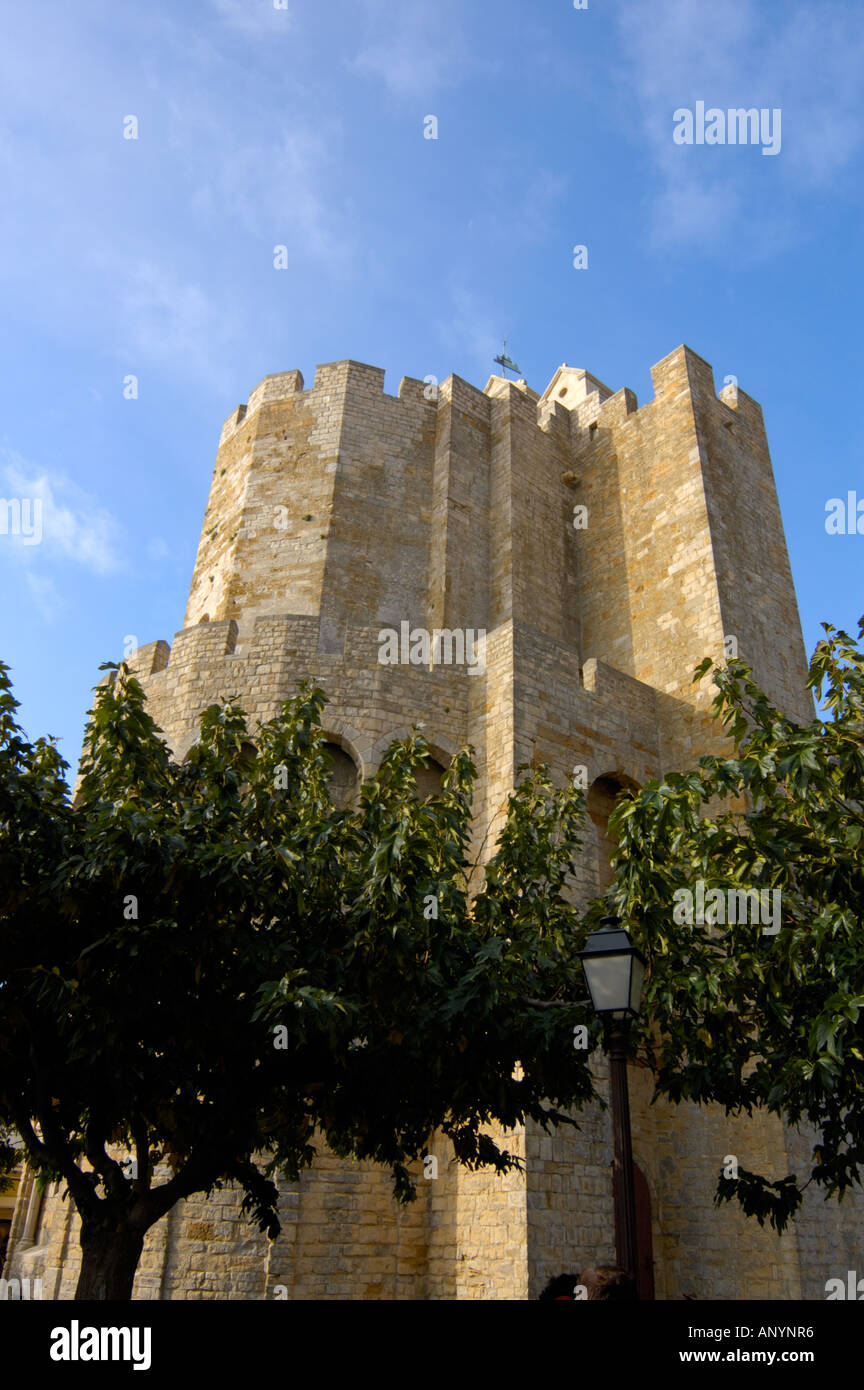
top-left (7, 345), bottom-right (861, 1299)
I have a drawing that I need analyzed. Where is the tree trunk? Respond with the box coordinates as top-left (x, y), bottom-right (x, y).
top-left (75, 1220), bottom-right (146, 1301)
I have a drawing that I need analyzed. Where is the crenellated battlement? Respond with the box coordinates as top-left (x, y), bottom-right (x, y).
top-left (217, 344), bottom-right (764, 455)
top-left (177, 345), bottom-right (809, 727)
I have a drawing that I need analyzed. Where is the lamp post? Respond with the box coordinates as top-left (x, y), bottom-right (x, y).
top-left (578, 917), bottom-right (646, 1290)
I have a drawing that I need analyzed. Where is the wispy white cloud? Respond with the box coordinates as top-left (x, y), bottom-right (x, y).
top-left (116, 261), bottom-right (227, 380)
top-left (350, 0), bottom-right (485, 97)
top-left (189, 125), bottom-right (347, 263)
top-left (1, 455), bottom-right (123, 579)
top-left (768, 5), bottom-right (864, 185)
top-left (490, 168), bottom-right (568, 247)
top-left (211, 0), bottom-right (293, 38)
top-left (147, 537), bottom-right (170, 563)
top-left (650, 175), bottom-right (742, 249)
top-left (435, 287), bottom-right (504, 386)
top-left (0, 5), bottom-right (347, 385)
top-left (616, 0), bottom-right (864, 248)
top-left (23, 572), bottom-right (63, 624)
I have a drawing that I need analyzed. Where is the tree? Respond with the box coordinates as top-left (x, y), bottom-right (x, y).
top-left (603, 619), bottom-right (864, 1232)
top-left (0, 661), bottom-right (599, 1300)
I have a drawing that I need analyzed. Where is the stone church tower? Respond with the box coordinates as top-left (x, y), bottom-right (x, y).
top-left (7, 345), bottom-right (862, 1299)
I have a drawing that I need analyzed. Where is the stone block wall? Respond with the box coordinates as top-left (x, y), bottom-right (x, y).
top-left (7, 345), bottom-right (852, 1301)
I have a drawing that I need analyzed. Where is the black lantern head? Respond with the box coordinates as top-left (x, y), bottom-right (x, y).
top-left (578, 917), bottom-right (645, 1021)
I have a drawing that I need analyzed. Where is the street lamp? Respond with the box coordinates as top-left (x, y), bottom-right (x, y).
top-left (578, 918), bottom-right (645, 1022)
top-left (578, 917), bottom-right (646, 1293)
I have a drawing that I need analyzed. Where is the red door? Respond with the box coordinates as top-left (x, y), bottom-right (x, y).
top-left (612, 1161), bottom-right (655, 1299)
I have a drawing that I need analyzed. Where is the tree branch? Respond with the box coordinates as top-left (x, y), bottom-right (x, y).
top-left (137, 1148), bottom-right (221, 1227)
top-left (84, 1112), bottom-right (127, 1203)
top-left (5, 1097), bottom-right (100, 1223)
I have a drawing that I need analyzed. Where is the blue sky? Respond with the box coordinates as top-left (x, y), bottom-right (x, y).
top-left (1, 0), bottom-right (862, 774)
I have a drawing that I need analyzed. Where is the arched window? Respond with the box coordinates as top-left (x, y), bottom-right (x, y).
top-left (586, 774), bottom-right (639, 891)
top-left (323, 742), bottom-right (360, 810)
top-left (234, 741), bottom-right (257, 796)
top-left (414, 756), bottom-right (445, 800)
top-left (237, 741), bottom-right (257, 774)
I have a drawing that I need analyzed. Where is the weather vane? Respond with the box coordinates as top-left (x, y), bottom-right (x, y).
top-left (494, 335), bottom-right (521, 380)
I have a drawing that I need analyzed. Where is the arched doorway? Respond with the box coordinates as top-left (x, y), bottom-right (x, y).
top-left (612, 1160), bottom-right (655, 1300)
